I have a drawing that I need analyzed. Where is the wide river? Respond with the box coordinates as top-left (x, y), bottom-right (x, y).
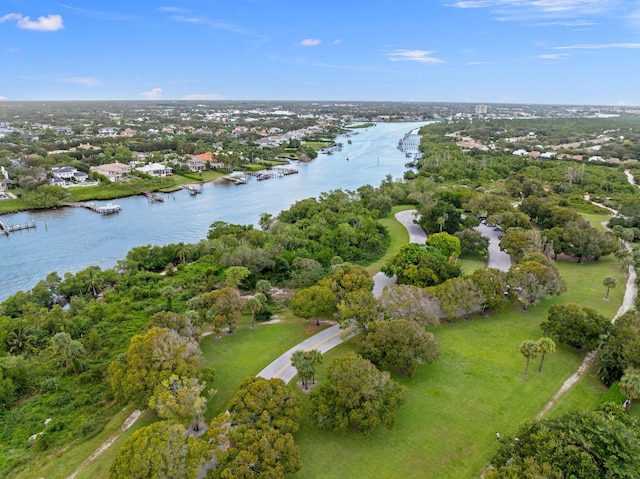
top-left (0, 121), bottom-right (428, 301)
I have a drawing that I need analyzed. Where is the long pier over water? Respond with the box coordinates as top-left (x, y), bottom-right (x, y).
top-left (61, 202), bottom-right (122, 215)
top-left (0, 218), bottom-right (36, 235)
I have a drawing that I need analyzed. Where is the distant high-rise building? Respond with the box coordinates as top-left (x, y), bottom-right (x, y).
top-left (475, 104), bottom-right (488, 115)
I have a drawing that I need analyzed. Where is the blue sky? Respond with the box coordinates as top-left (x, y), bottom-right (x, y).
top-left (1, 1), bottom-right (639, 105)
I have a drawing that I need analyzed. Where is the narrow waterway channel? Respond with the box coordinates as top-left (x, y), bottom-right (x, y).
top-left (0, 122), bottom-right (429, 301)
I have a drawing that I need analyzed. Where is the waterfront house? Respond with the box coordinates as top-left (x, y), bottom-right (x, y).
top-left (50, 167), bottom-right (90, 187)
top-left (51, 166), bottom-right (79, 180)
top-left (136, 162), bottom-right (173, 177)
top-left (187, 152), bottom-right (225, 169)
top-left (186, 157), bottom-right (206, 172)
top-left (90, 162), bottom-right (131, 182)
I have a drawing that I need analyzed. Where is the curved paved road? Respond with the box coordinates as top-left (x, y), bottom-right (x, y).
top-left (259, 209), bottom-right (516, 383)
top-left (475, 223), bottom-right (511, 271)
top-left (259, 210), bottom-right (427, 383)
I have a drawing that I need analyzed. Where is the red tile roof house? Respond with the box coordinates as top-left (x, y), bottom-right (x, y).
top-left (187, 152), bottom-right (225, 169)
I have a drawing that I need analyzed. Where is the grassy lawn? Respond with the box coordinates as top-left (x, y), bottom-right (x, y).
top-left (200, 315), bottom-right (330, 420)
top-left (458, 254), bottom-right (486, 275)
top-left (580, 212), bottom-right (612, 232)
top-left (290, 258), bottom-right (625, 479)
top-left (365, 205), bottom-right (413, 275)
top-left (0, 197), bottom-right (27, 214)
top-left (64, 183), bottom-right (139, 202)
top-left (13, 406), bottom-right (155, 479)
top-left (345, 123), bottom-right (375, 129)
top-left (304, 141), bottom-right (333, 150)
top-left (73, 410), bottom-right (158, 479)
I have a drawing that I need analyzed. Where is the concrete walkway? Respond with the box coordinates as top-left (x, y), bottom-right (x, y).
top-left (538, 191), bottom-right (637, 418)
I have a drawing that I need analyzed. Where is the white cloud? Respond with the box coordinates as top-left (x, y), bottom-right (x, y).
top-left (0, 13), bottom-right (23, 23)
top-left (19, 15), bottom-right (63, 31)
top-left (168, 15), bottom-right (251, 35)
top-left (630, 9), bottom-right (640, 29)
top-left (332, 39), bottom-right (342, 45)
top-left (0, 96), bottom-right (8, 101)
top-left (1, 13), bottom-right (64, 31)
top-left (141, 88), bottom-right (163, 99)
top-left (63, 77), bottom-right (101, 87)
top-left (182, 94), bottom-right (224, 100)
top-left (299, 39), bottom-right (321, 47)
top-left (448, 0), bottom-right (617, 21)
top-left (553, 43), bottom-right (640, 49)
top-left (159, 7), bottom-right (185, 12)
top-left (535, 53), bottom-right (568, 59)
top-left (6, 46), bottom-right (21, 53)
top-left (387, 49), bottom-right (444, 64)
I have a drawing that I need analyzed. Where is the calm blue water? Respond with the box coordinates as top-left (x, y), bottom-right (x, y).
top-left (0, 122), bottom-right (428, 301)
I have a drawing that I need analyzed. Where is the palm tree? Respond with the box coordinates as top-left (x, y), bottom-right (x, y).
top-left (52, 332), bottom-right (85, 371)
top-left (436, 213), bottom-right (448, 233)
top-left (83, 266), bottom-right (104, 298)
top-left (520, 340), bottom-right (539, 376)
top-left (614, 249), bottom-right (631, 272)
top-left (246, 293), bottom-right (266, 329)
top-left (603, 276), bottom-right (617, 300)
top-left (6, 321), bottom-right (38, 354)
top-left (176, 243), bottom-right (188, 264)
top-left (291, 350), bottom-right (312, 389)
top-left (255, 280), bottom-right (272, 299)
top-left (305, 349), bottom-right (323, 385)
top-left (161, 286), bottom-right (176, 311)
top-left (620, 367), bottom-right (640, 409)
top-left (537, 337), bottom-right (556, 373)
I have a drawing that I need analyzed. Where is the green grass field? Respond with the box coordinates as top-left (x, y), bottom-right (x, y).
top-left (201, 315), bottom-right (331, 419)
top-left (304, 141), bottom-right (333, 150)
top-left (365, 205), bottom-right (412, 275)
top-left (291, 258), bottom-right (626, 478)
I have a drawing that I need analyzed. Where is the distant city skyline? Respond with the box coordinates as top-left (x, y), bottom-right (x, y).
top-left (1, 1), bottom-right (639, 105)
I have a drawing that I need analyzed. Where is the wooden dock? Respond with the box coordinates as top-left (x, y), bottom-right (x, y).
top-left (184, 184), bottom-right (202, 195)
top-left (0, 218), bottom-right (36, 235)
top-left (221, 173), bottom-right (247, 185)
top-left (273, 167), bottom-right (298, 176)
top-left (142, 190), bottom-right (164, 202)
top-left (62, 202), bottom-right (122, 215)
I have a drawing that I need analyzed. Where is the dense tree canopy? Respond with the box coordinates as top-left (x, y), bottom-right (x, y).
top-left (381, 243), bottom-right (462, 288)
top-left (487, 409), bottom-right (640, 479)
top-left (542, 303), bottom-right (611, 350)
top-left (309, 352), bottom-right (407, 433)
top-left (110, 421), bottom-right (208, 479)
top-left (377, 284), bottom-right (440, 325)
top-left (290, 285), bottom-right (337, 326)
top-left (360, 319), bottom-right (439, 377)
top-left (507, 256), bottom-right (566, 310)
top-left (598, 310), bottom-right (640, 385)
top-left (108, 328), bottom-right (201, 408)
top-left (207, 376), bottom-right (302, 479)
top-left (227, 377), bottom-right (301, 435)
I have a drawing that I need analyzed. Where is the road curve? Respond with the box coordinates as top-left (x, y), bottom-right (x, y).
top-left (258, 209), bottom-right (427, 383)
